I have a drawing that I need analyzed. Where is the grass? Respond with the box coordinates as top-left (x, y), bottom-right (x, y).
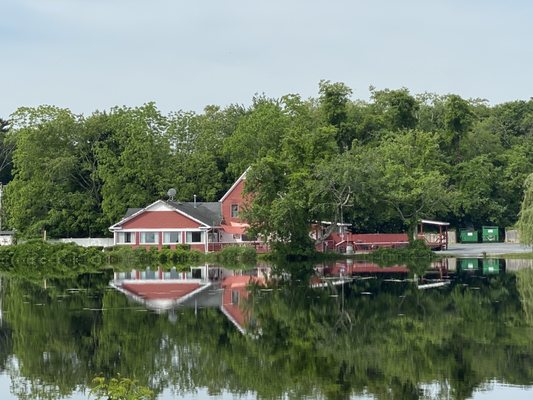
top-left (497, 252), bottom-right (533, 259)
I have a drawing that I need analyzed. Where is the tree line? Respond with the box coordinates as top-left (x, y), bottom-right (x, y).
top-left (0, 82), bottom-right (532, 246)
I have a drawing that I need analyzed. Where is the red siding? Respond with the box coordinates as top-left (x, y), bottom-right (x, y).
top-left (221, 179), bottom-right (248, 224)
top-left (221, 276), bottom-right (262, 330)
top-left (325, 262), bottom-right (409, 275)
top-left (122, 282), bottom-right (201, 300)
top-left (121, 211), bottom-right (203, 229)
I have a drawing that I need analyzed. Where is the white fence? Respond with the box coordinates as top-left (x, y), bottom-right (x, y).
top-left (56, 238), bottom-right (114, 248)
top-left (505, 229), bottom-right (519, 243)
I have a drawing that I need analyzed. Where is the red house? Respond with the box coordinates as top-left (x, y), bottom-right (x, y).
top-left (109, 169), bottom-right (265, 253)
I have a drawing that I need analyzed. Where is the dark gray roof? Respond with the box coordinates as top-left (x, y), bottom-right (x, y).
top-left (125, 208), bottom-right (143, 218)
top-left (166, 201), bottom-right (222, 226)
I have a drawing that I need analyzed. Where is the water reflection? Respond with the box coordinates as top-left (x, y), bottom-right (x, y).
top-left (0, 259), bottom-right (532, 399)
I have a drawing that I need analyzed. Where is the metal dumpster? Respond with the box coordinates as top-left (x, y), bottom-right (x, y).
top-left (459, 229), bottom-right (478, 243)
top-left (482, 226), bottom-right (499, 242)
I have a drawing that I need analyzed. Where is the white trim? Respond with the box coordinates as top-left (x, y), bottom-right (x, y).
top-left (219, 167), bottom-right (249, 203)
top-left (162, 231), bottom-right (182, 245)
top-left (420, 219), bottom-right (450, 226)
top-left (139, 231), bottom-right (159, 245)
top-left (112, 228), bottom-right (214, 233)
top-left (185, 230), bottom-right (205, 244)
top-left (109, 200), bottom-right (165, 230)
top-left (115, 231), bottom-right (135, 245)
top-left (109, 199), bottom-right (212, 232)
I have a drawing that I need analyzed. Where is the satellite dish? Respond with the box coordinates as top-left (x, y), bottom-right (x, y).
top-left (167, 188), bottom-right (176, 201)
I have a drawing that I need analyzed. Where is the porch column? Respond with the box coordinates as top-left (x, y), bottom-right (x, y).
top-left (203, 228), bottom-right (209, 253)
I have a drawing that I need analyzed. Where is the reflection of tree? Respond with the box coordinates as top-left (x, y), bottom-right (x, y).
top-left (517, 268), bottom-right (533, 325)
top-left (0, 276), bottom-right (13, 373)
top-left (1, 269), bottom-right (532, 400)
top-left (2, 274), bottom-right (110, 398)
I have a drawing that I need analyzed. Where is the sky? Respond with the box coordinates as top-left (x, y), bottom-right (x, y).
top-left (1, 0), bottom-right (533, 117)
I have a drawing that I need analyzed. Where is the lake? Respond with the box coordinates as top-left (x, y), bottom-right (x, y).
top-left (1, 258), bottom-right (532, 399)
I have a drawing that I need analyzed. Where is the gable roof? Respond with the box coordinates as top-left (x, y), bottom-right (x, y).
top-left (109, 200), bottom-right (222, 231)
top-left (219, 167), bottom-right (249, 203)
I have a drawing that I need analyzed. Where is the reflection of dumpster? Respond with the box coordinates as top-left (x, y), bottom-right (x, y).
top-left (457, 258), bottom-right (480, 272)
top-left (459, 229), bottom-right (478, 243)
top-left (482, 226), bottom-right (499, 242)
top-left (482, 259), bottom-right (500, 274)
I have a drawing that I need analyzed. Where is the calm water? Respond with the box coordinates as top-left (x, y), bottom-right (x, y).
top-left (1, 259), bottom-right (533, 399)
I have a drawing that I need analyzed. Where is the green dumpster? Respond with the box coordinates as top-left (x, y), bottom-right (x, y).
top-left (482, 226), bottom-right (499, 242)
top-left (482, 259), bottom-right (500, 274)
top-left (459, 229), bottom-right (478, 243)
top-left (457, 258), bottom-right (480, 273)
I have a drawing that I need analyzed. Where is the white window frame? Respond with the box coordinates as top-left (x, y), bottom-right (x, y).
top-left (231, 204), bottom-right (239, 218)
top-left (116, 232), bottom-right (134, 244)
top-left (140, 231), bottom-right (159, 245)
top-left (185, 231), bottom-right (204, 244)
top-left (163, 231), bottom-right (182, 245)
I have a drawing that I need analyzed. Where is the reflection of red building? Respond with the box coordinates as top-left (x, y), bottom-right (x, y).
top-left (111, 266), bottom-right (212, 310)
top-left (323, 261), bottom-right (410, 276)
top-left (110, 266), bottom-right (267, 333)
top-left (220, 275), bottom-right (264, 334)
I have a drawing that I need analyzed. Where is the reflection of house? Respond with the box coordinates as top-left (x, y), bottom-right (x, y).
top-left (111, 266), bottom-right (212, 311)
top-left (110, 265), bottom-right (265, 333)
top-left (220, 275), bottom-right (264, 334)
top-left (109, 169), bottom-right (267, 253)
top-left (322, 261), bottom-right (410, 276)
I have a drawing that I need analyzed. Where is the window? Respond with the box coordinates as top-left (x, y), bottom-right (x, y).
top-left (117, 232), bottom-right (133, 244)
top-left (140, 232), bottom-right (159, 244)
top-left (231, 204), bottom-right (239, 218)
top-left (186, 231), bottom-right (204, 243)
top-left (163, 232), bottom-right (181, 244)
top-left (231, 290), bottom-right (240, 305)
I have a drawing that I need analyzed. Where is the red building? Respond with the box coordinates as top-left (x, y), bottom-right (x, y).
top-left (109, 169), bottom-right (266, 253)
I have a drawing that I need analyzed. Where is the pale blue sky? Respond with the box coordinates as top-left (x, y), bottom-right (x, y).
top-left (1, 0), bottom-right (532, 117)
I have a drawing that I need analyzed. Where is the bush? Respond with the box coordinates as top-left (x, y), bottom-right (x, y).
top-left (215, 245), bottom-right (257, 265)
top-left (367, 240), bottom-right (435, 274)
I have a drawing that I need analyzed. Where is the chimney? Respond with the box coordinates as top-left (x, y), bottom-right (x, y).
top-left (194, 194), bottom-right (197, 208)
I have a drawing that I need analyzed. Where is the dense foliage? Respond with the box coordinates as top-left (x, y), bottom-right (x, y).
top-left (0, 241), bottom-right (203, 276)
top-left (518, 173), bottom-right (533, 245)
top-left (1, 84), bottom-right (532, 251)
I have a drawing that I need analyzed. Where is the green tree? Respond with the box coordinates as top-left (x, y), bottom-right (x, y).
top-left (166, 105), bottom-right (244, 201)
top-left (451, 155), bottom-right (505, 227)
top-left (518, 173), bottom-right (533, 246)
top-left (371, 88), bottom-right (419, 131)
top-left (95, 103), bottom-right (173, 226)
top-left (0, 118), bottom-right (14, 184)
top-left (361, 130), bottom-right (450, 239)
top-left (318, 80), bottom-right (356, 151)
top-left (223, 96), bottom-right (288, 178)
top-left (442, 94), bottom-right (475, 162)
top-left (4, 106), bottom-right (102, 237)
top-left (243, 95), bottom-right (338, 254)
